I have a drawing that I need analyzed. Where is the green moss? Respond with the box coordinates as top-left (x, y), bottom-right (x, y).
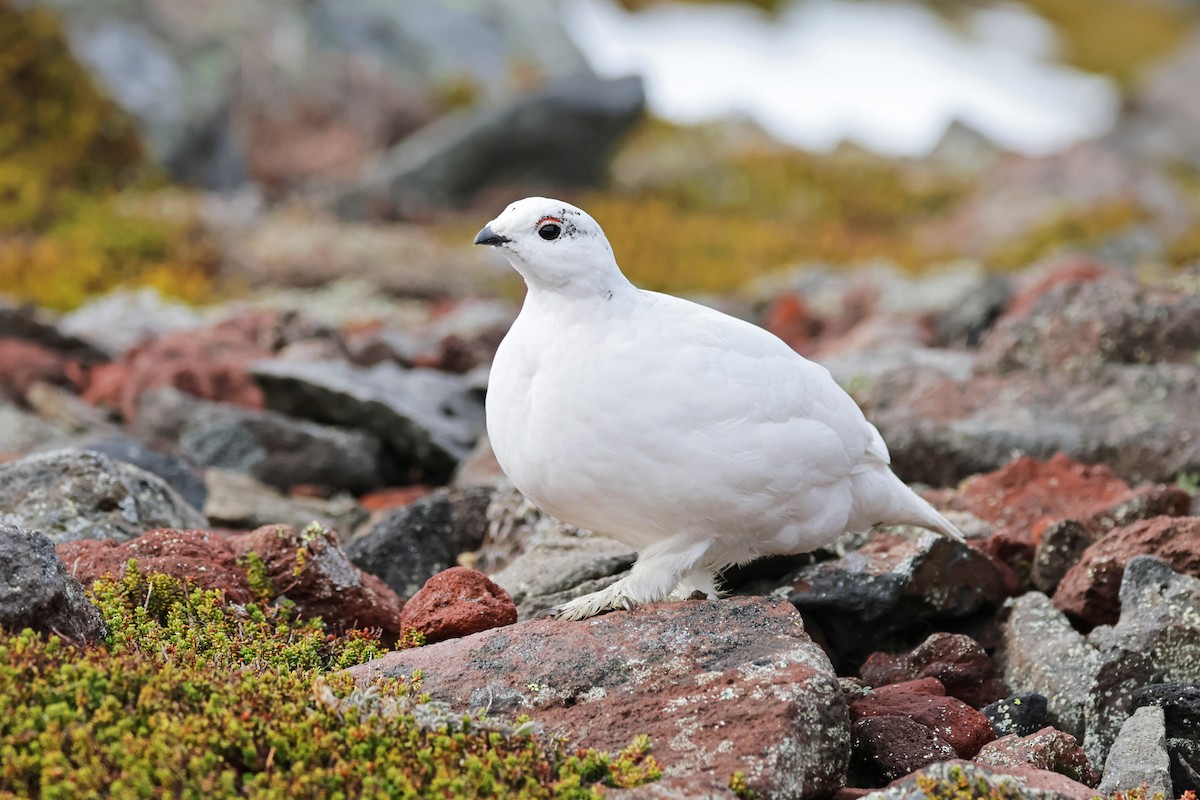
top-left (0, 563), bottom-right (661, 798)
top-left (913, 770), bottom-right (1029, 800)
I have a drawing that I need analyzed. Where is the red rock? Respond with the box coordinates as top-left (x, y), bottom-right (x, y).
top-left (975, 727), bottom-right (1098, 788)
top-left (399, 566), bottom-right (516, 644)
top-left (0, 337), bottom-right (82, 403)
top-left (1003, 256), bottom-right (1115, 320)
top-left (227, 523), bottom-right (404, 642)
top-left (359, 485), bottom-right (432, 513)
top-left (1052, 516), bottom-right (1200, 626)
top-left (954, 454), bottom-right (1189, 576)
top-left (56, 528), bottom-right (254, 604)
top-left (860, 633), bottom-right (1008, 708)
top-left (764, 293), bottom-right (824, 356)
top-left (852, 715), bottom-right (957, 783)
top-left (82, 314), bottom-right (278, 421)
top-left (849, 677), bottom-right (995, 758)
top-left (346, 598), bottom-right (849, 800)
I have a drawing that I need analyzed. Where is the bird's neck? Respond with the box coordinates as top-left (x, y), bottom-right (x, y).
top-left (521, 264), bottom-right (638, 304)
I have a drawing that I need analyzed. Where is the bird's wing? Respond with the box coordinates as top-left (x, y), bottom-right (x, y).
top-left (638, 291), bottom-right (889, 478)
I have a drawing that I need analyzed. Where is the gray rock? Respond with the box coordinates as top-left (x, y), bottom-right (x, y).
top-left (485, 491), bottom-right (636, 619)
top-left (1096, 706), bottom-right (1172, 799)
top-left (133, 387), bottom-right (386, 494)
top-left (1031, 520), bottom-right (1092, 594)
top-left (786, 530), bottom-right (1010, 661)
top-left (335, 74), bottom-right (645, 217)
top-left (346, 597), bottom-right (850, 800)
top-left (1132, 684), bottom-right (1200, 794)
top-left (0, 523), bottom-right (106, 644)
top-left (866, 759), bottom-right (1095, 800)
top-left (0, 299), bottom-right (109, 363)
top-left (0, 449), bottom-right (207, 544)
top-left (202, 469), bottom-right (365, 535)
top-left (81, 434), bottom-right (208, 511)
top-left (983, 694), bottom-right (1051, 739)
top-left (1083, 557), bottom-right (1200, 769)
top-left (0, 402), bottom-right (74, 455)
top-left (344, 487), bottom-right (493, 599)
top-left (251, 358), bottom-right (483, 483)
top-left (998, 593), bottom-right (1100, 740)
top-left (57, 288), bottom-right (206, 358)
top-left (934, 273), bottom-right (1012, 348)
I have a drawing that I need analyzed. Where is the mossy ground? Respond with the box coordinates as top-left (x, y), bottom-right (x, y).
top-left (0, 563), bottom-right (661, 799)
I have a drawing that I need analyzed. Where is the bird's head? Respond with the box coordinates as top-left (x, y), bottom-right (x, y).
top-left (473, 197), bottom-right (627, 296)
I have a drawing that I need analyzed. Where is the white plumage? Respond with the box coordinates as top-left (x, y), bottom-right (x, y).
top-left (475, 197), bottom-right (962, 620)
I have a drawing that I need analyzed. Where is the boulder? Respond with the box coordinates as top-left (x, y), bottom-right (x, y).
top-left (975, 727), bottom-right (1098, 787)
top-left (228, 523), bottom-right (405, 642)
top-left (344, 487), bottom-right (492, 600)
top-left (0, 523), bottom-right (106, 644)
top-left (251, 358), bottom-right (483, 483)
top-left (201, 469), bottom-right (365, 535)
top-left (0, 449), bottom-right (207, 544)
top-left (335, 75), bottom-right (645, 218)
top-left (346, 597), bottom-right (849, 800)
top-left (849, 678), bottom-right (994, 760)
top-left (869, 759), bottom-right (1096, 800)
top-left (983, 694), bottom-right (1050, 738)
top-left (1096, 706), bottom-right (1172, 799)
top-left (134, 387), bottom-right (387, 494)
top-left (859, 632), bottom-right (1008, 708)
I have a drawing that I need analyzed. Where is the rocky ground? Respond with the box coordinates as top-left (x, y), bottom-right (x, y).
top-left (2, 254), bottom-right (1199, 799)
top-left (4, 0), bottom-right (1200, 797)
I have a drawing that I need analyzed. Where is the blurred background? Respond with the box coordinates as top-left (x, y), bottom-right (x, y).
top-left (3, 0), bottom-right (1199, 311)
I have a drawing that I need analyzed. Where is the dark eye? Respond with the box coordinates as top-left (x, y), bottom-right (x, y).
top-left (538, 222), bottom-right (561, 241)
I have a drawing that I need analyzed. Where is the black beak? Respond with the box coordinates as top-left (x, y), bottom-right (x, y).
top-left (473, 225), bottom-right (511, 246)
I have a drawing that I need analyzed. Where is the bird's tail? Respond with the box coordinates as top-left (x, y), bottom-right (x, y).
top-left (851, 468), bottom-right (965, 542)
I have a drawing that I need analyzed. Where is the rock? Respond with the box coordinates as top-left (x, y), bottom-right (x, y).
top-left (847, 347), bottom-right (1200, 488)
top-left (998, 593), bottom-right (1099, 740)
top-left (0, 402), bottom-right (75, 457)
top-left (450, 433), bottom-right (506, 490)
top-left (346, 597), bottom-right (849, 800)
top-left (849, 677), bottom-right (994, 759)
top-left (486, 492), bottom-right (636, 620)
top-left (57, 288), bottom-right (205, 359)
top-left (0, 449), bottom-right (207, 545)
top-left (398, 566), bottom-right (516, 644)
top-left (0, 523), bottom-right (106, 644)
top-left (0, 300), bottom-right (109, 363)
top-left (786, 531), bottom-right (1010, 662)
top-left (1082, 557), bottom-right (1200, 770)
top-left (202, 469), bottom-right (366, 534)
top-left (0, 337), bottom-right (82, 403)
top-left (1131, 684), bottom-right (1200, 794)
top-left (1096, 706), bottom-right (1172, 799)
top-left (871, 759), bottom-right (1096, 800)
top-left (978, 272), bottom-right (1200, 377)
top-left (83, 316), bottom-right (274, 422)
top-left (859, 632), bottom-right (1008, 708)
top-left (983, 694), bottom-right (1051, 738)
top-left (933, 274), bottom-right (1012, 348)
top-left (851, 715), bottom-right (956, 785)
top-left (133, 387), bottom-right (386, 494)
top-left (80, 434), bottom-right (208, 511)
top-left (1053, 516), bottom-right (1200, 626)
top-left (335, 74), bottom-right (645, 218)
top-left (975, 727), bottom-right (1098, 787)
top-left (56, 528), bottom-right (254, 604)
top-left (1031, 520), bottom-right (1092, 594)
top-left (344, 487), bottom-right (492, 600)
top-left (228, 523), bottom-right (404, 642)
top-left (251, 358), bottom-right (483, 483)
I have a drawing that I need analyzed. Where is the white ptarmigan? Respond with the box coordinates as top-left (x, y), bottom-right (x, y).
top-left (476, 197), bottom-right (962, 621)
